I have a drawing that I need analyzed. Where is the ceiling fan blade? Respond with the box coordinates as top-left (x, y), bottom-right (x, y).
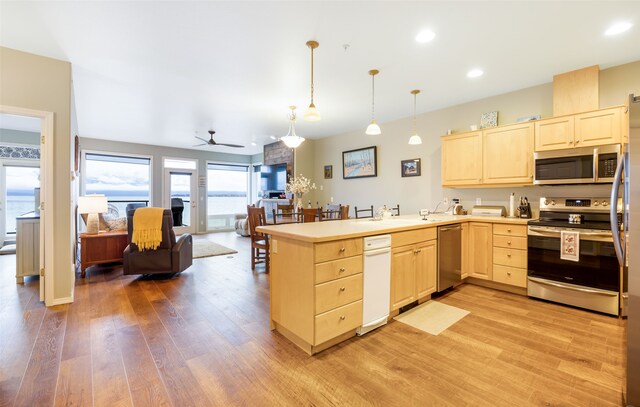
top-left (195, 136), bottom-right (209, 143)
top-left (193, 143), bottom-right (208, 147)
top-left (216, 143), bottom-right (245, 148)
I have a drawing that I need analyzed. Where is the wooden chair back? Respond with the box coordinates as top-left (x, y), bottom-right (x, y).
top-left (341, 205), bottom-right (350, 220)
top-left (247, 205), bottom-right (267, 240)
top-left (390, 204), bottom-right (400, 216)
top-left (302, 207), bottom-right (319, 223)
top-left (276, 204), bottom-right (295, 214)
top-left (272, 209), bottom-right (302, 224)
top-left (354, 205), bottom-right (374, 219)
top-left (319, 204), bottom-right (342, 221)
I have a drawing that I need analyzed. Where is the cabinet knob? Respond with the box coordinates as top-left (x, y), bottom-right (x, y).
top-left (339, 267), bottom-right (346, 272)
top-left (339, 247), bottom-right (346, 252)
top-left (507, 272), bottom-right (512, 276)
top-left (340, 316), bottom-right (346, 320)
top-left (340, 287), bottom-right (346, 292)
top-left (507, 241), bottom-right (512, 245)
top-left (568, 141), bottom-right (573, 145)
top-left (507, 253), bottom-right (512, 257)
top-left (507, 228), bottom-right (511, 232)
top-left (575, 140), bottom-right (580, 144)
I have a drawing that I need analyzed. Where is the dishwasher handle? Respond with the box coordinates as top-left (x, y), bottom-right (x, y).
top-left (364, 247), bottom-right (391, 256)
top-left (439, 224), bottom-right (461, 231)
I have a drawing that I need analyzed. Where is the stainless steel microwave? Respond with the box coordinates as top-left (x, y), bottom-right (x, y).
top-left (533, 144), bottom-right (621, 185)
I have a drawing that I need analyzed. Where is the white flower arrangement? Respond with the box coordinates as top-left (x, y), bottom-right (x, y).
top-left (286, 174), bottom-right (316, 196)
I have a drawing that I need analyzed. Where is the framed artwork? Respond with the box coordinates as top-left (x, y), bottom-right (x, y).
top-left (401, 158), bottom-right (421, 177)
top-left (480, 111), bottom-right (498, 128)
top-left (342, 146), bottom-right (377, 179)
top-left (324, 165), bottom-right (333, 179)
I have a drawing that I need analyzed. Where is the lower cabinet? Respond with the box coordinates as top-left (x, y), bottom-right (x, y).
top-left (390, 239), bottom-right (437, 311)
top-left (468, 222), bottom-right (493, 280)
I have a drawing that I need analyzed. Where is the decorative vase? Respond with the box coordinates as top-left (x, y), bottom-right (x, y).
top-left (296, 194), bottom-right (303, 212)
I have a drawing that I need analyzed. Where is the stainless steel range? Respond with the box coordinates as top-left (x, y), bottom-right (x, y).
top-left (527, 197), bottom-right (622, 315)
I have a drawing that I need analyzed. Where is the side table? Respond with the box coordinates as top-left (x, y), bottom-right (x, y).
top-left (79, 230), bottom-right (128, 277)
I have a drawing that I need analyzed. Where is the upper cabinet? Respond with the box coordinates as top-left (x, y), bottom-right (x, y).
top-left (574, 107), bottom-right (621, 147)
top-left (482, 122), bottom-right (534, 184)
top-left (534, 106), bottom-right (624, 152)
top-left (441, 131), bottom-right (482, 186)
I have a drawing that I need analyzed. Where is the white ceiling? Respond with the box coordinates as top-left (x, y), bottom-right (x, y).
top-left (0, 113), bottom-right (41, 133)
top-left (1, 1), bottom-right (639, 155)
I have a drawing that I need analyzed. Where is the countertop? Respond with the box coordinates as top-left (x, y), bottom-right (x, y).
top-left (257, 214), bottom-right (533, 243)
top-left (16, 212), bottom-right (40, 220)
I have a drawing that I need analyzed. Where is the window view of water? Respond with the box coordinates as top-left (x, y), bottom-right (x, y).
top-left (6, 195), bottom-right (36, 233)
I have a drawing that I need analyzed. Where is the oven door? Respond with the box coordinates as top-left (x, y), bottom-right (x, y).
top-left (534, 147), bottom-right (595, 185)
top-left (527, 226), bottom-right (619, 291)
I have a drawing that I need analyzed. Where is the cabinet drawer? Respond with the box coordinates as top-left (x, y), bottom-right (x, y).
top-left (493, 247), bottom-right (527, 269)
top-left (315, 255), bottom-right (363, 284)
top-left (315, 274), bottom-right (363, 314)
top-left (493, 224), bottom-right (527, 237)
top-left (314, 300), bottom-right (362, 345)
top-left (493, 264), bottom-right (527, 288)
top-left (493, 235), bottom-right (527, 250)
top-left (391, 228), bottom-right (437, 248)
top-left (315, 238), bottom-right (363, 263)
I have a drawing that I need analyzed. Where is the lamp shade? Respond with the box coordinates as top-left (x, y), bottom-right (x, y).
top-left (78, 195), bottom-right (108, 214)
top-left (281, 135), bottom-right (305, 148)
top-left (365, 120), bottom-right (381, 135)
top-left (303, 105), bottom-right (321, 122)
top-left (408, 134), bottom-right (423, 145)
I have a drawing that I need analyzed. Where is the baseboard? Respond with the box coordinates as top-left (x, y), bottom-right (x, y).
top-left (465, 277), bottom-right (527, 296)
top-left (47, 296), bottom-right (73, 306)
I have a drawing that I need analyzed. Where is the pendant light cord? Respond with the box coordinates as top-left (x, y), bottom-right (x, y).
top-left (310, 46), bottom-right (315, 105)
top-left (371, 74), bottom-right (375, 119)
top-left (413, 93), bottom-right (417, 134)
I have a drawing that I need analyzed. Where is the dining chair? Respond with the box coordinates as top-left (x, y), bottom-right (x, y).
top-left (247, 205), bottom-right (269, 272)
top-left (272, 208), bottom-right (302, 224)
top-left (302, 207), bottom-right (319, 223)
top-left (340, 204), bottom-right (350, 220)
top-left (354, 205), bottom-right (374, 219)
top-left (321, 204), bottom-right (342, 221)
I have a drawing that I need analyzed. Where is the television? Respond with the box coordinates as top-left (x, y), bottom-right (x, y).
top-left (261, 163), bottom-right (288, 192)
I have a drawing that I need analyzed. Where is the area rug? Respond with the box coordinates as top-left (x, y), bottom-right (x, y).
top-left (0, 244), bottom-right (16, 255)
top-left (394, 300), bottom-right (470, 336)
top-left (192, 240), bottom-right (237, 259)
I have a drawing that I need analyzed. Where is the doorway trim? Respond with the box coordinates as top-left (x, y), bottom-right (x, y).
top-left (162, 167), bottom-right (198, 235)
top-left (0, 105), bottom-right (54, 305)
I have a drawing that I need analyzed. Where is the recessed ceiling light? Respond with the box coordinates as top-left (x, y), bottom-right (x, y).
top-left (467, 69), bottom-right (484, 78)
top-left (251, 142), bottom-right (257, 146)
top-left (605, 21), bottom-right (632, 36)
top-left (415, 30), bottom-right (435, 43)
top-left (269, 136), bottom-right (277, 140)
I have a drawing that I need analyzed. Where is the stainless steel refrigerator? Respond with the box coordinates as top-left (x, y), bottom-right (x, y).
top-left (612, 94), bottom-right (640, 406)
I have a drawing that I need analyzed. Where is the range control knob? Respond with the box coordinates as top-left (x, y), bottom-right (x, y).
top-left (551, 200), bottom-right (556, 206)
top-left (594, 201), bottom-right (600, 206)
top-left (603, 201), bottom-right (609, 206)
top-left (543, 199), bottom-right (549, 206)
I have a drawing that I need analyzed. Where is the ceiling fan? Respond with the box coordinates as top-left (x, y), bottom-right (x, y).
top-left (194, 130), bottom-right (244, 148)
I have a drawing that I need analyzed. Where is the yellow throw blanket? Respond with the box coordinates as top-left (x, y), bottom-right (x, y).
top-left (132, 207), bottom-right (164, 251)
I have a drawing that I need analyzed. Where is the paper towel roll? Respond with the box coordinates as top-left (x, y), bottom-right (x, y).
top-left (509, 193), bottom-right (515, 217)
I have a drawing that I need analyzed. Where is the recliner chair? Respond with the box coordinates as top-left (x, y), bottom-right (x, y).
top-left (171, 198), bottom-right (184, 226)
top-left (123, 209), bottom-right (192, 275)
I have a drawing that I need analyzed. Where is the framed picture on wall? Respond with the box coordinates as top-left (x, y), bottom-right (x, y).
top-left (324, 165), bottom-right (333, 179)
top-left (342, 146), bottom-right (377, 179)
top-left (401, 158), bottom-right (421, 177)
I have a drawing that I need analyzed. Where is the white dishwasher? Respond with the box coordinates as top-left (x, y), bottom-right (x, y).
top-left (357, 234), bottom-right (392, 336)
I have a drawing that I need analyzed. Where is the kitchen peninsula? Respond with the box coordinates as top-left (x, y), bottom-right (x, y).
top-left (258, 214), bottom-right (531, 355)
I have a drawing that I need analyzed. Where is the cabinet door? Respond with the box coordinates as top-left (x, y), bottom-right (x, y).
top-left (461, 223), bottom-right (469, 279)
top-left (575, 107), bottom-right (622, 147)
top-left (390, 245), bottom-right (417, 311)
top-left (441, 132), bottom-right (483, 186)
top-left (415, 240), bottom-right (437, 298)
top-left (482, 122), bottom-right (534, 184)
top-left (468, 222), bottom-right (493, 280)
top-left (535, 116), bottom-right (575, 151)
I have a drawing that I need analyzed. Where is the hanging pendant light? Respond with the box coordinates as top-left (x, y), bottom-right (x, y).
top-left (281, 106), bottom-right (305, 148)
top-left (408, 89), bottom-right (422, 145)
top-left (304, 40), bottom-right (321, 122)
top-left (365, 69), bottom-right (381, 135)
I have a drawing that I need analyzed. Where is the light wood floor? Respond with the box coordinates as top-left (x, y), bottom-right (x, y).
top-left (0, 232), bottom-right (627, 406)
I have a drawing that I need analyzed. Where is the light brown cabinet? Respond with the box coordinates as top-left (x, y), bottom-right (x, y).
top-left (491, 223), bottom-right (527, 288)
top-left (461, 222), bottom-right (469, 279)
top-left (468, 222), bottom-right (493, 280)
top-left (482, 122), bottom-right (534, 184)
top-left (390, 237), bottom-right (437, 311)
top-left (534, 106), bottom-right (624, 152)
top-left (441, 131), bottom-right (482, 186)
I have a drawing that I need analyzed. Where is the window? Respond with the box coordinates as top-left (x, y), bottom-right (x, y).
top-left (83, 152), bottom-right (151, 216)
top-left (251, 164), bottom-right (261, 203)
top-left (207, 163), bottom-right (249, 230)
top-left (5, 165), bottom-right (40, 234)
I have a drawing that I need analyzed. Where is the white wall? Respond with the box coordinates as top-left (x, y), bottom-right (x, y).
top-left (312, 61), bottom-right (640, 217)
